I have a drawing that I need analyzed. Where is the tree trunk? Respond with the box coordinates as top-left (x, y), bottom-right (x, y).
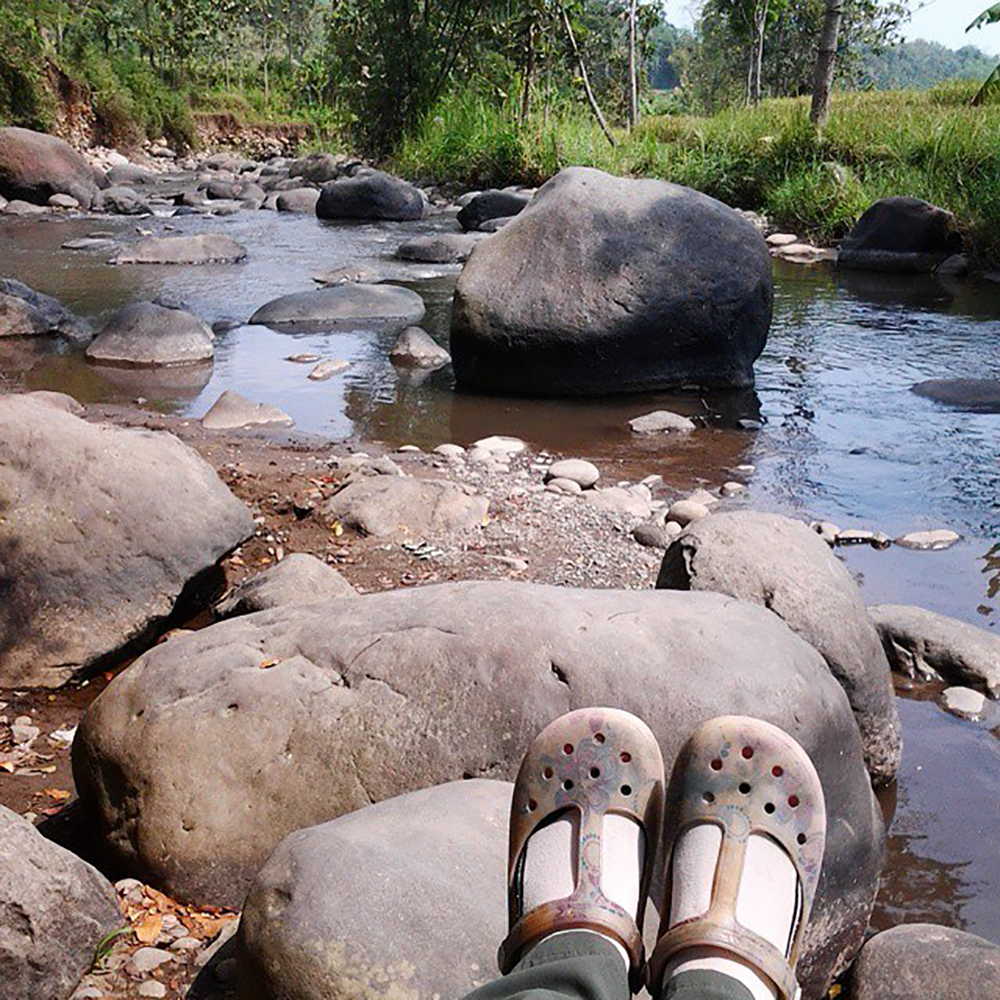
top-left (520, 18), bottom-right (536, 125)
top-left (628, 0), bottom-right (639, 129)
top-left (810, 0), bottom-right (845, 127)
top-left (752, 0), bottom-right (770, 104)
top-left (559, 3), bottom-right (616, 147)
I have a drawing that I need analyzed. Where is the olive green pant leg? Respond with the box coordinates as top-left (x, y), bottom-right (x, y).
top-left (461, 933), bottom-right (754, 1000)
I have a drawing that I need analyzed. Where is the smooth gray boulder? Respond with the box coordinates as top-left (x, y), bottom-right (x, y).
top-left (0, 126), bottom-right (106, 208)
top-left (869, 604), bottom-right (1000, 696)
top-left (95, 184), bottom-right (151, 215)
top-left (73, 582), bottom-right (884, 996)
top-left (0, 805), bottom-right (122, 1000)
top-left (214, 553), bottom-right (355, 619)
top-left (450, 168), bottom-right (772, 395)
top-left (237, 780), bottom-right (509, 1000)
top-left (110, 234), bottom-right (248, 265)
top-left (0, 395), bottom-right (253, 686)
top-left (316, 170), bottom-right (425, 222)
top-left (388, 325), bottom-right (451, 368)
top-left (327, 476), bottom-right (488, 537)
top-left (311, 263), bottom-right (388, 286)
top-left (0, 292), bottom-right (48, 336)
top-left (396, 231), bottom-right (484, 263)
top-left (847, 924), bottom-right (1000, 1000)
top-left (249, 284), bottom-right (425, 332)
top-left (839, 197), bottom-right (962, 273)
top-left (201, 389), bottom-right (294, 430)
top-left (657, 511), bottom-right (901, 785)
top-left (288, 152), bottom-right (341, 184)
top-left (86, 302), bottom-right (215, 367)
top-left (276, 188), bottom-right (320, 213)
top-left (457, 189), bottom-right (530, 231)
top-left (0, 278), bottom-right (92, 342)
top-left (911, 378), bottom-right (1000, 413)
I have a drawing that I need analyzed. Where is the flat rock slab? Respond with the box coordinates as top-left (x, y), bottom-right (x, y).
top-left (74, 581), bottom-right (883, 996)
top-left (0, 394), bottom-right (253, 686)
top-left (214, 553), bottom-right (355, 619)
top-left (201, 389), bottom-right (294, 430)
top-left (110, 234), bottom-right (248, 265)
top-left (238, 780), bottom-right (510, 1000)
top-left (868, 604), bottom-right (1000, 696)
top-left (894, 528), bottom-right (961, 550)
top-left (327, 476), bottom-right (488, 537)
top-left (911, 378), bottom-right (1000, 413)
top-left (848, 924), bottom-right (1000, 1000)
top-left (657, 511), bottom-right (901, 785)
top-left (629, 410), bottom-right (696, 433)
top-left (86, 302), bottom-right (215, 367)
top-left (0, 805), bottom-right (121, 1000)
top-left (249, 284), bottom-right (425, 333)
top-left (396, 231), bottom-right (484, 263)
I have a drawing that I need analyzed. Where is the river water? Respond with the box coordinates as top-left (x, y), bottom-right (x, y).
top-left (1, 203), bottom-right (997, 945)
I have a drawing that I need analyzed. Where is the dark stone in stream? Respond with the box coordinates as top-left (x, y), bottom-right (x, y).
top-left (249, 284), bottom-right (425, 332)
top-left (288, 152), bottom-right (341, 184)
top-left (95, 185), bottom-right (151, 215)
top-left (0, 805), bottom-right (122, 1000)
top-left (911, 378), bottom-right (1000, 413)
top-left (86, 302), bottom-right (215, 367)
top-left (73, 580), bottom-right (884, 996)
top-left (396, 231), bottom-right (485, 263)
top-left (0, 393), bottom-right (252, 686)
top-left (316, 170), bottom-right (425, 222)
top-left (0, 126), bottom-right (106, 208)
top-left (457, 189), bottom-right (530, 231)
top-left (847, 925), bottom-right (1000, 1000)
top-left (657, 511), bottom-right (901, 786)
top-left (0, 277), bottom-right (93, 342)
top-left (451, 167), bottom-right (773, 395)
top-left (838, 197), bottom-right (962, 274)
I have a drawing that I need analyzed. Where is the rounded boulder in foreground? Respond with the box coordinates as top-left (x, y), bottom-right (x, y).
top-left (249, 283), bottom-right (425, 332)
top-left (451, 167), bottom-right (772, 395)
top-left (237, 780), bottom-right (509, 1000)
top-left (86, 302), bottom-right (214, 367)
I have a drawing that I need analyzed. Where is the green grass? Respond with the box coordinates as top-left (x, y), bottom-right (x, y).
top-left (393, 83), bottom-right (1000, 265)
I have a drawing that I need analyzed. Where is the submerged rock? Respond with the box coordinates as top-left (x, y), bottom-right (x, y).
top-left (389, 325), bottom-right (451, 368)
top-left (316, 170), bottom-right (425, 222)
top-left (868, 604), bottom-right (1000, 696)
top-left (839, 197), bottom-right (962, 274)
top-left (110, 234), bottom-right (248, 265)
top-left (629, 410), bottom-right (697, 433)
top-left (658, 511), bottom-right (902, 785)
top-left (249, 283), bottom-right (425, 332)
top-left (0, 126), bottom-right (106, 208)
top-left (0, 806), bottom-right (121, 1000)
top-left (0, 394), bottom-right (253, 686)
top-left (86, 302), bottom-right (215, 367)
top-left (238, 781), bottom-right (509, 1000)
top-left (451, 167), bottom-right (772, 395)
top-left (73, 581), bottom-right (884, 995)
top-left (911, 378), bottom-right (1000, 413)
top-left (201, 389), bottom-right (294, 430)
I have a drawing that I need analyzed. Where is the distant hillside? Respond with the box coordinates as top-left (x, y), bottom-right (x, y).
top-left (861, 39), bottom-right (997, 90)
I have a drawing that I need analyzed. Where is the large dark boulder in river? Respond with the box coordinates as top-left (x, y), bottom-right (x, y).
top-left (457, 189), bottom-right (530, 231)
top-left (838, 197), bottom-right (962, 273)
top-left (110, 234), bottom-right (248, 265)
top-left (237, 780), bottom-right (509, 1000)
top-left (0, 805), bottom-right (122, 1000)
top-left (85, 301), bottom-right (214, 367)
top-left (450, 167), bottom-right (773, 395)
top-left (911, 377), bottom-right (1000, 413)
top-left (0, 394), bottom-right (253, 687)
top-left (657, 511), bottom-right (901, 785)
top-left (847, 924), bottom-right (1000, 1000)
top-left (0, 126), bottom-right (106, 208)
top-left (316, 170), bottom-right (425, 222)
top-left (73, 581), bottom-right (884, 996)
top-left (249, 283), bottom-right (425, 332)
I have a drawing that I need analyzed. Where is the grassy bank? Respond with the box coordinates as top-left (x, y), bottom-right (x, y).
top-left (393, 84), bottom-right (1000, 265)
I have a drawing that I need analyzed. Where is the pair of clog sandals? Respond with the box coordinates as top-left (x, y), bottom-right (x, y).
top-left (500, 710), bottom-right (826, 999)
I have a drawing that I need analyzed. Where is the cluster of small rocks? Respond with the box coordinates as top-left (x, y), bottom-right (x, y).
top-left (809, 520), bottom-right (962, 552)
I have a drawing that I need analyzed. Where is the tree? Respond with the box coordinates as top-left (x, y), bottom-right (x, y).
top-left (810, 0), bottom-right (844, 125)
top-left (967, 2), bottom-right (1000, 105)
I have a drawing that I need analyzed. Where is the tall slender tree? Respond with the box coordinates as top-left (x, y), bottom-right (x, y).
top-left (810, 0), bottom-right (845, 126)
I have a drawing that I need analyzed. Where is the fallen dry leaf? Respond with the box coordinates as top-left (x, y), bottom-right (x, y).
top-left (134, 912), bottom-right (163, 944)
top-left (42, 788), bottom-right (71, 801)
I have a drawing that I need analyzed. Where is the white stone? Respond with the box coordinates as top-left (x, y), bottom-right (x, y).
top-left (545, 459), bottom-right (600, 489)
top-left (138, 982), bottom-right (167, 998)
top-left (628, 410), bottom-right (696, 434)
top-left (811, 521), bottom-right (841, 547)
top-left (545, 478), bottom-right (583, 496)
top-left (308, 359), bottom-right (351, 381)
top-left (667, 500), bottom-right (710, 527)
top-left (686, 489), bottom-right (719, 507)
top-left (433, 444), bottom-right (466, 458)
top-left (202, 390), bottom-right (293, 430)
top-left (939, 686), bottom-right (989, 721)
top-left (128, 947), bottom-right (174, 974)
top-left (766, 233), bottom-right (799, 247)
top-left (664, 521), bottom-right (683, 538)
top-left (895, 529), bottom-right (961, 552)
top-left (473, 435), bottom-right (526, 455)
top-left (720, 482), bottom-right (746, 497)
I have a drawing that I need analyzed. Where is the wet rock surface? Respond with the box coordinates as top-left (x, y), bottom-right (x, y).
top-left (110, 234), bottom-right (248, 265)
top-left (0, 126), bottom-right (106, 208)
top-left (86, 302), bottom-right (215, 367)
top-left (249, 283), bottom-right (425, 332)
top-left (201, 390), bottom-right (294, 430)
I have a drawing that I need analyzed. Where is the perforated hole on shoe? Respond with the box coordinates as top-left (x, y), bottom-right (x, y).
top-left (621, 784), bottom-right (632, 795)
top-left (711, 758), bottom-right (723, 771)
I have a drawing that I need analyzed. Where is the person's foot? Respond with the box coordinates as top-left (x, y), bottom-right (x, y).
top-left (648, 717), bottom-right (827, 1000)
top-left (500, 708), bottom-right (665, 991)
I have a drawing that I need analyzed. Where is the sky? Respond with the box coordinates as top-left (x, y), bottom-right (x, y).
top-left (662, 0), bottom-right (1000, 55)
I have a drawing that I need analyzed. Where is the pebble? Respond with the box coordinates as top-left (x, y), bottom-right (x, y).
top-left (631, 521), bottom-right (672, 549)
top-left (433, 443), bottom-right (466, 458)
top-left (837, 528), bottom-right (875, 546)
top-left (308, 359), bottom-right (351, 380)
top-left (939, 686), bottom-right (990, 721)
top-left (171, 936), bottom-right (202, 951)
top-left (545, 459), bottom-right (600, 489)
top-left (628, 410), bottom-right (696, 434)
top-left (766, 233), bottom-right (799, 247)
top-left (466, 447), bottom-right (494, 464)
top-left (72, 988), bottom-right (103, 999)
top-left (473, 435), bottom-right (526, 455)
top-left (720, 481), bottom-right (745, 497)
top-left (128, 947), bottom-right (174, 975)
top-left (667, 500), bottom-right (709, 527)
top-left (895, 529), bottom-right (961, 551)
top-left (11, 721), bottom-right (39, 743)
top-left (685, 489), bottom-right (719, 507)
top-left (734, 464), bottom-right (756, 475)
top-left (285, 352), bottom-right (321, 363)
top-left (811, 521), bottom-right (841, 546)
top-left (397, 445), bottom-right (421, 453)
top-left (663, 521), bottom-right (683, 539)
top-left (138, 982), bottom-right (167, 998)
top-left (545, 478), bottom-right (583, 496)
